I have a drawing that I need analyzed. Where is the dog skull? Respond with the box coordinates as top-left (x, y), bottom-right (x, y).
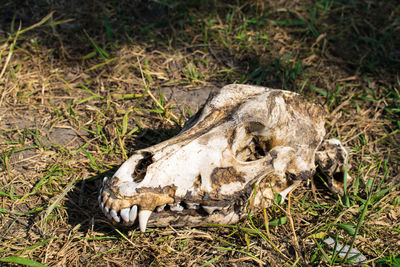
top-left (99, 85), bottom-right (349, 232)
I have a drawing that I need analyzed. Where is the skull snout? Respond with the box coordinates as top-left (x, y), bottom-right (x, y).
top-left (99, 151), bottom-right (175, 230)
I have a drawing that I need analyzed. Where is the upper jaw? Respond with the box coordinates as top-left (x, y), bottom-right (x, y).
top-left (98, 179), bottom-right (249, 231)
top-left (98, 138), bottom-right (292, 231)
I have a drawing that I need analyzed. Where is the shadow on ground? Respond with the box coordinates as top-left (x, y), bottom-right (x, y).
top-left (1, 0), bottom-right (398, 85)
top-left (64, 126), bottom-right (181, 233)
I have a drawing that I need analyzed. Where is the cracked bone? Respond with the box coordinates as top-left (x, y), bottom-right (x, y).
top-left (99, 84), bottom-right (350, 232)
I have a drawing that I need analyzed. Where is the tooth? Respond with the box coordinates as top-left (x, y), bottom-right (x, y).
top-left (202, 206), bottom-right (221, 214)
top-left (102, 192), bottom-right (109, 204)
top-left (157, 204), bottom-right (166, 212)
top-left (103, 177), bottom-right (108, 186)
top-left (129, 205), bottom-right (138, 222)
top-left (103, 206), bottom-right (112, 220)
top-left (98, 194), bottom-right (104, 209)
top-left (186, 202), bottom-right (199, 209)
top-left (169, 203), bottom-right (184, 212)
top-left (120, 208), bottom-right (130, 222)
top-left (138, 209), bottom-right (152, 232)
top-left (110, 209), bottom-right (120, 223)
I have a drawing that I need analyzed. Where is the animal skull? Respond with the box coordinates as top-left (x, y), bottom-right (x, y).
top-left (99, 85), bottom-right (349, 232)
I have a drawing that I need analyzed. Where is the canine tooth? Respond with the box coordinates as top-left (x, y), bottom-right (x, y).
top-left (139, 209), bottom-right (152, 232)
top-left (129, 205), bottom-right (138, 222)
top-left (103, 207), bottom-right (112, 220)
top-left (156, 204), bottom-right (166, 212)
top-left (110, 209), bottom-right (120, 223)
top-left (169, 203), bottom-right (184, 212)
top-left (103, 177), bottom-right (108, 186)
top-left (202, 206), bottom-right (221, 214)
top-left (120, 208), bottom-right (130, 222)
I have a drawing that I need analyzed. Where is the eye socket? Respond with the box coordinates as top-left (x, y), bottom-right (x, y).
top-left (232, 122), bottom-right (274, 162)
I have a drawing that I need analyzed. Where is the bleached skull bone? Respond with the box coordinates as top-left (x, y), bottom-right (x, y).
top-left (99, 84), bottom-right (349, 232)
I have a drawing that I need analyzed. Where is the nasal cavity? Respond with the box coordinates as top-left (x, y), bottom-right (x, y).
top-left (132, 152), bottom-right (153, 183)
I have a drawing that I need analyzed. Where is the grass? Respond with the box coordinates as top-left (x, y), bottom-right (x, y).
top-left (0, 0), bottom-right (399, 265)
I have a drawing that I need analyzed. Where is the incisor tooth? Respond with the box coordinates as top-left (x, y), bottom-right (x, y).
top-left (110, 209), bottom-right (120, 223)
top-left (138, 210), bottom-right (152, 232)
top-left (129, 205), bottom-right (138, 222)
top-left (120, 208), bottom-right (130, 222)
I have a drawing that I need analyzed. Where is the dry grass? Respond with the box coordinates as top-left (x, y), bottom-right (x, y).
top-left (0, 0), bottom-right (399, 266)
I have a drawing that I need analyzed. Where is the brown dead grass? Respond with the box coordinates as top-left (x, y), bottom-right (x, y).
top-left (0, 0), bottom-right (399, 266)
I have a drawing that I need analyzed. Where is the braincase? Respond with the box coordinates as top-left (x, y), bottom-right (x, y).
top-left (207, 84), bottom-right (266, 109)
top-left (229, 89), bottom-right (326, 149)
top-left (233, 89), bottom-right (324, 123)
top-left (183, 85), bottom-right (325, 150)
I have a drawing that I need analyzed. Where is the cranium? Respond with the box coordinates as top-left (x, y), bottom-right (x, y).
top-left (99, 85), bottom-right (349, 232)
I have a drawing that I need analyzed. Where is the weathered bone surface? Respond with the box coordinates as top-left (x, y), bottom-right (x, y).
top-left (99, 84), bottom-right (349, 232)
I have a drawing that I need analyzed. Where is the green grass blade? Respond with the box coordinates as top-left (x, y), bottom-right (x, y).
top-left (200, 255), bottom-right (221, 267)
top-left (41, 177), bottom-right (76, 234)
top-left (0, 256), bottom-right (48, 267)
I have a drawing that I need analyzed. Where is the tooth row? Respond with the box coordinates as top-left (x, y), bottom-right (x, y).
top-left (154, 201), bottom-right (225, 215)
top-left (99, 177), bottom-right (154, 232)
top-left (99, 176), bottom-right (229, 232)
top-left (100, 200), bottom-right (148, 232)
